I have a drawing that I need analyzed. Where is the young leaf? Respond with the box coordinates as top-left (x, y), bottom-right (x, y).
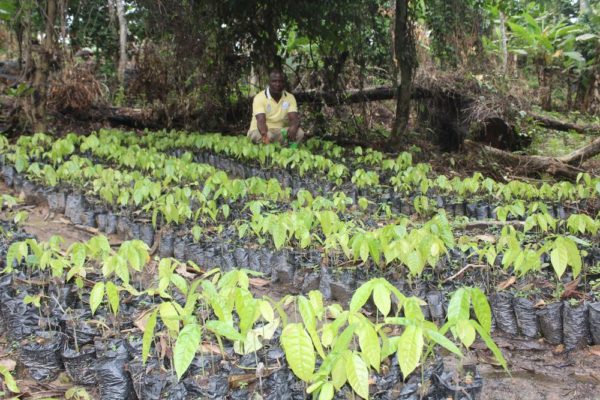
top-left (0, 365), bottom-right (19, 393)
top-left (90, 281), bottom-right (105, 315)
top-left (550, 238), bottom-right (568, 279)
top-left (396, 324), bottom-right (423, 379)
top-left (105, 281), bottom-right (120, 315)
top-left (281, 323), bottom-right (315, 382)
top-left (205, 320), bottom-right (244, 341)
top-left (345, 352), bottom-right (370, 399)
top-left (319, 382), bottom-right (334, 400)
top-left (142, 309), bottom-right (158, 364)
top-left (357, 321), bottom-right (380, 372)
top-left (349, 280), bottom-right (375, 313)
top-left (174, 322), bottom-right (202, 380)
top-left (373, 281), bottom-right (391, 317)
top-left (469, 287), bottom-right (492, 332)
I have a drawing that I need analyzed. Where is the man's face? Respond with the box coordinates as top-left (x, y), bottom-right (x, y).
top-left (269, 73), bottom-right (285, 95)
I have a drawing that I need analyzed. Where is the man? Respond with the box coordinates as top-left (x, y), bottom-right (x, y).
top-left (247, 70), bottom-right (305, 144)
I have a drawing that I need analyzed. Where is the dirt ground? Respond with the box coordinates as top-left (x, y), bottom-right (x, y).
top-left (1, 190), bottom-right (600, 400)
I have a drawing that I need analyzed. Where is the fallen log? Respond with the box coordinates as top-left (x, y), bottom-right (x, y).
top-left (463, 140), bottom-right (593, 180)
top-left (528, 112), bottom-right (600, 135)
top-left (558, 136), bottom-right (600, 166)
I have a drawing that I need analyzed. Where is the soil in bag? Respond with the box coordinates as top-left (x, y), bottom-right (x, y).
top-left (93, 339), bottom-right (136, 400)
top-left (65, 193), bottom-right (86, 224)
top-left (105, 213), bottom-right (118, 235)
top-left (427, 291), bottom-right (446, 324)
top-left (270, 250), bottom-right (295, 284)
top-left (139, 223), bottom-right (154, 247)
top-left (513, 297), bottom-right (540, 338)
top-left (47, 191), bottom-right (66, 213)
top-left (490, 292), bottom-right (519, 335)
top-left (432, 364), bottom-right (483, 400)
top-left (536, 302), bottom-right (563, 345)
top-left (1, 297), bottom-right (40, 341)
top-left (158, 230), bottom-right (175, 258)
top-left (589, 302), bottom-right (600, 344)
top-left (563, 301), bottom-right (590, 350)
top-left (62, 345), bottom-right (97, 385)
top-left (128, 358), bottom-right (169, 400)
top-left (19, 331), bottom-right (65, 382)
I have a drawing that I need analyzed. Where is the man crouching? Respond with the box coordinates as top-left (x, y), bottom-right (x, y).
top-left (247, 70), bottom-right (305, 145)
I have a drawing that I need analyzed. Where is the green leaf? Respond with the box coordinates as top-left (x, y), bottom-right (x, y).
top-left (349, 280), bottom-right (374, 313)
top-left (447, 288), bottom-right (470, 323)
top-left (298, 296), bottom-right (325, 359)
top-left (373, 281), bottom-right (391, 317)
top-left (90, 282), bottom-right (105, 315)
top-left (174, 323), bottom-right (202, 380)
top-left (357, 322), bottom-right (380, 371)
top-left (205, 320), bottom-right (244, 341)
top-left (424, 328), bottom-right (462, 357)
top-left (0, 365), bottom-right (19, 393)
top-left (469, 287), bottom-right (492, 332)
top-left (319, 382), bottom-right (334, 400)
top-left (563, 237), bottom-right (581, 278)
top-left (331, 352), bottom-right (348, 390)
top-left (345, 352), bottom-right (370, 399)
top-left (455, 319), bottom-right (476, 348)
top-left (550, 239), bottom-right (568, 279)
top-left (396, 325), bottom-right (423, 379)
top-left (105, 281), bottom-right (120, 315)
top-left (160, 302), bottom-right (181, 333)
top-left (281, 323), bottom-right (315, 382)
top-left (142, 310), bottom-right (158, 364)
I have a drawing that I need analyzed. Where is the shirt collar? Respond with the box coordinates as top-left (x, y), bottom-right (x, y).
top-left (266, 87), bottom-right (286, 100)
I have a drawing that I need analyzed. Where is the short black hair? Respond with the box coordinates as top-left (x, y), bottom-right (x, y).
top-left (269, 69), bottom-right (284, 78)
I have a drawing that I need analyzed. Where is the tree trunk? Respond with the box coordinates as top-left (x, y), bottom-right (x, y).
top-left (392, 0), bottom-right (417, 139)
top-left (20, 1), bottom-right (33, 80)
top-left (32, 0), bottom-right (58, 133)
top-left (499, 12), bottom-right (508, 74)
top-left (116, 0), bottom-right (128, 83)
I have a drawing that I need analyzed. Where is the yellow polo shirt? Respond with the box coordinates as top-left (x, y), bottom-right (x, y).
top-left (249, 88), bottom-right (298, 131)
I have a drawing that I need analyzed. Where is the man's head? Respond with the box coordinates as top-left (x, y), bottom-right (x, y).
top-left (268, 70), bottom-right (285, 96)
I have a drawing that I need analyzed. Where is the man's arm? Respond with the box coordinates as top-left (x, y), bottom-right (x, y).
top-left (287, 112), bottom-right (300, 141)
top-left (256, 113), bottom-right (269, 143)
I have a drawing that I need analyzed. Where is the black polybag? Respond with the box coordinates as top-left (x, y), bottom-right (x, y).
top-left (94, 340), bottom-right (136, 400)
top-left (270, 251), bottom-right (295, 284)
top-left (562, 301), bottom-right (590, 350)
top-left (62, 346), bottom-right (97, 385)
top-left (65, 193), bottom-right (86, 224)
top-left (427, 291), bottom-right (446, 323)
top-left (158, 231), bottom-right (175, 258)
top-left (20, 331), bottom-right (65, 381)
top-left (490, 292), bottom-right (518, 335)
top-left (536, 302), bottom-right (563, 345)
top-left (47, 191), bottom-right (66, 213)
top-left (128, 358), bottom-right (168, 400)
top-left (589, 302), bottom-right (600, 345)
top-left (513, 297), bottom-right (539, 338)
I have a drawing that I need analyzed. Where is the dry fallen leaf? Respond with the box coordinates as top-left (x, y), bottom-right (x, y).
top-left (496, 276), bottom-right (516, 291)
top-left (589, 345), bottom-right (600, 357)
top-left (134, 309), bottom-right (154, 332)
top-left (0, 358), bottom-right (17, 371)
top-left (176, 264), bottom-right (197, 279)
top-left (474, 234), bottom-right (496, 243)
top-left (201, 342), bottom-right (222, 355)
top-left (249, 277), bottom-right (270, 287)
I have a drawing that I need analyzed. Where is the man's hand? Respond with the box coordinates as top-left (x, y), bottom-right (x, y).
top-left (261, 133), bottom-right (270, 144)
